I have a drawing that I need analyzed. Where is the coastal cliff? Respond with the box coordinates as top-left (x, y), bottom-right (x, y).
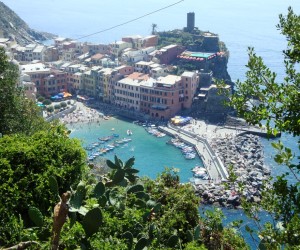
top-left (0, 1), bottom-right (55, 45)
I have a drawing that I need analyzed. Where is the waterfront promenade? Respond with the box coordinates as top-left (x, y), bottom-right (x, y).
top-left (159, 125), bottom-right (228, 184)
top-left (159, 119), bottom-right (272, 184)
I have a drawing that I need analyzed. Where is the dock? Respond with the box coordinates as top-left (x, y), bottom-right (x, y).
top-left (158, 120), bottom-right (276, 184)
top-left (158, 125), bottom-right (228, 184)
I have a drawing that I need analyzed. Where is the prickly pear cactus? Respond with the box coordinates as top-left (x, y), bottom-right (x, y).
top-left (81, 207), bottom-right (103, 238)
top-left (28, 206), bottom-right (43, 227)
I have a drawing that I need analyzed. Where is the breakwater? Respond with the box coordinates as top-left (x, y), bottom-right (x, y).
top-left (159, 123), bottom-right (271, 208)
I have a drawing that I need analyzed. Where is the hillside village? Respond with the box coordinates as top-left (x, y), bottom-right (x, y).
top-left (0, 12), bottom-right (232, 122)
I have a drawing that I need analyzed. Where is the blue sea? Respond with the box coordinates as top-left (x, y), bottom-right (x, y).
top-left (3, 0), bottom-right (300, 248)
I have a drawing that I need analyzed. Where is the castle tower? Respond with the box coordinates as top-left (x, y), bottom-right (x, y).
top-left (187, 12), bottom-right (195, 32)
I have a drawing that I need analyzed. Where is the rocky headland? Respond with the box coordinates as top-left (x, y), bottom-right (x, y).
top-left (0, 1), bottom-right (55, 45)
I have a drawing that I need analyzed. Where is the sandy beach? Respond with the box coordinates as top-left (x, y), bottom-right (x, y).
top-left (60, 102), bottom-right (107, 124)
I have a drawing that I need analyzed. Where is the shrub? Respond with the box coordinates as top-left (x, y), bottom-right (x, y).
top-left (60, 102), bottom-right (67, 108)
top-left (37, 96), bottom-right (45, 102)
top-left (54, 104), bottom-right (61, 110)
top-left (0, 126), bottom-right (87, 245)
top-left (47, 106), bottom-right (54, 113)
top-left (43, 99), bottom-right (52, 105)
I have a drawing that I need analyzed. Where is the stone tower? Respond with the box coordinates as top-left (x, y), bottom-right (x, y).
top-left (187, 12), bottom-right (195, 32)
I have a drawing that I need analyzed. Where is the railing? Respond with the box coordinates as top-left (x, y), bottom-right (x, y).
top-left (46, 105), bottom-right (77, 122)
top-left (166, 123), bottom-right (229, 179)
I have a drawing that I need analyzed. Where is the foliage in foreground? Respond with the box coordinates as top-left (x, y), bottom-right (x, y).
top-left (0, 125), bottom-right (87, 246)
top-left (226, 6), bottom-right (300, 249)
top-left (1, 153), bottom-right (249, 249)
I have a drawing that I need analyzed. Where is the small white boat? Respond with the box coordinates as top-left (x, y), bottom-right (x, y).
top-left (127, 129), bottom-right (133, 135)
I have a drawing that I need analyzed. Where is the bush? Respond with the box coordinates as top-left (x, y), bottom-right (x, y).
top-left (67, 100), bottom-right (71, 105)
top-left (0, 126), bottom-right (87, 245)
top-left (61, 102), bottom-right (67, 108)
top-left (54, 104), bottom-right (61, 110)
top-left (47, 106), bottom-right (54, 113)
top-left (43, 99), bottom-right (52, 105)
top-left (37, 96), bottom-right (45, 102)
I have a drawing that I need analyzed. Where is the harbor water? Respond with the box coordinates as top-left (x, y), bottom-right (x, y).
top-left (69, 117), bottom-right (204, 183)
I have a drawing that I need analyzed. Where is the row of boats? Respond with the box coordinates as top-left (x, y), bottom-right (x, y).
top-left (191, 166), bottom-right (210, 180)
top-left (166, 138), bottom-right (197, 160)
top-left (84, 134), bottom-right (132, 161)
top-left (145, 127), bottom-right (166, 138)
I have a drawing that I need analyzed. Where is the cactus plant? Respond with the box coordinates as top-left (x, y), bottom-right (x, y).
top-left (127, 184), bottom-right (144, 194)
top-left (69, 181), bottom-right (86, 209)
top-left (106, 159), bottom-right (119, 170)
top-left (124, 168), bottom-right (139, 174)
top-left (122, 231), bottom-right (133, 250)
top-left (113, 169), bottom-right (125, 184)
top-left (167, 235), bottom-right (179, 248)
top-left (135, 199), bottom-right (146, 208)
top-left (146, 200), bottom-right (156, 208)
top-left (124, 157), bottom-right (135, 169)
top-left (153, 202), bottom-right (162, 213)
top-left (93, 181), bottom-right (105, 198)
top-left (98, 195), bottom-right (107, 207)
top-left (194, 225), bottom-right (200, 240)
top-left (134, 191), bottom-right (147, 200)
top-left (49, 175), bottom-right (59, 196)
top-left (187, 230), bottom-right (194, 242)
top-left (135, 237), bottom-right (148, 250)
top-left (28, 206), bottom-right (43, 227)
top-left (81, 207), bottom-right (102, 238)
top-left (148, 223), bottom-right (155, 241)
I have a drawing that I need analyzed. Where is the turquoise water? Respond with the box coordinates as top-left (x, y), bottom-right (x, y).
top-left (69, 117), bottom-right (203, 183)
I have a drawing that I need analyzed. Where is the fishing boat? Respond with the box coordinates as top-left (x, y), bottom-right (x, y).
top-left (98, 136), bottom-right (112, 142)
top-left (185, 153), bottom-right (196, 159)
top-left (122, 138), bottom-right (132, 143)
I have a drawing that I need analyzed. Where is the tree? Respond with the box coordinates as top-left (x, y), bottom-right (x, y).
top-left (0, 47), bottom-right (49, 135)
top-left (228, 7), bottom-right (300, 249)
top-left (0, 125), bottom-right (87, 246)
top-left (151, 23), bottom-right (157, 35)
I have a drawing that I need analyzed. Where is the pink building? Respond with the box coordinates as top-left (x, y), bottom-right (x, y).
top-left (140, 75), bottom-right (184, 120)
top-left (181, 71), bottom-right (199, 108)
top-left (113, 71), bottom-right (199, 120)
top-left (22, 63), bottom-right (67, 97)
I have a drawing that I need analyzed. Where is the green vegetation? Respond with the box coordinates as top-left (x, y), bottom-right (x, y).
top-left (0, 125), bottom-right (87, 245)
top-left (226, 7), bottom-right (300, 249)
top-left (0, 47), bottom-right (49, 136)
top-left (54, 103), bottom-right (61, 110)
top-left (43, 99), bottom-right (52, 105)
top-left (60, 101), bottom-right (67, 108)
top-left (47, 106), bottom-right (54, 113)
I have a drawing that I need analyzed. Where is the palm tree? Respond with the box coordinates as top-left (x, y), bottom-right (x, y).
top-left (151, 23), bottom-right (157, 35)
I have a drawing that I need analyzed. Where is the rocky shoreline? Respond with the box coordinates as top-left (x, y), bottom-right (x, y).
top-left (194, 133), bottom-right (271, 208)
